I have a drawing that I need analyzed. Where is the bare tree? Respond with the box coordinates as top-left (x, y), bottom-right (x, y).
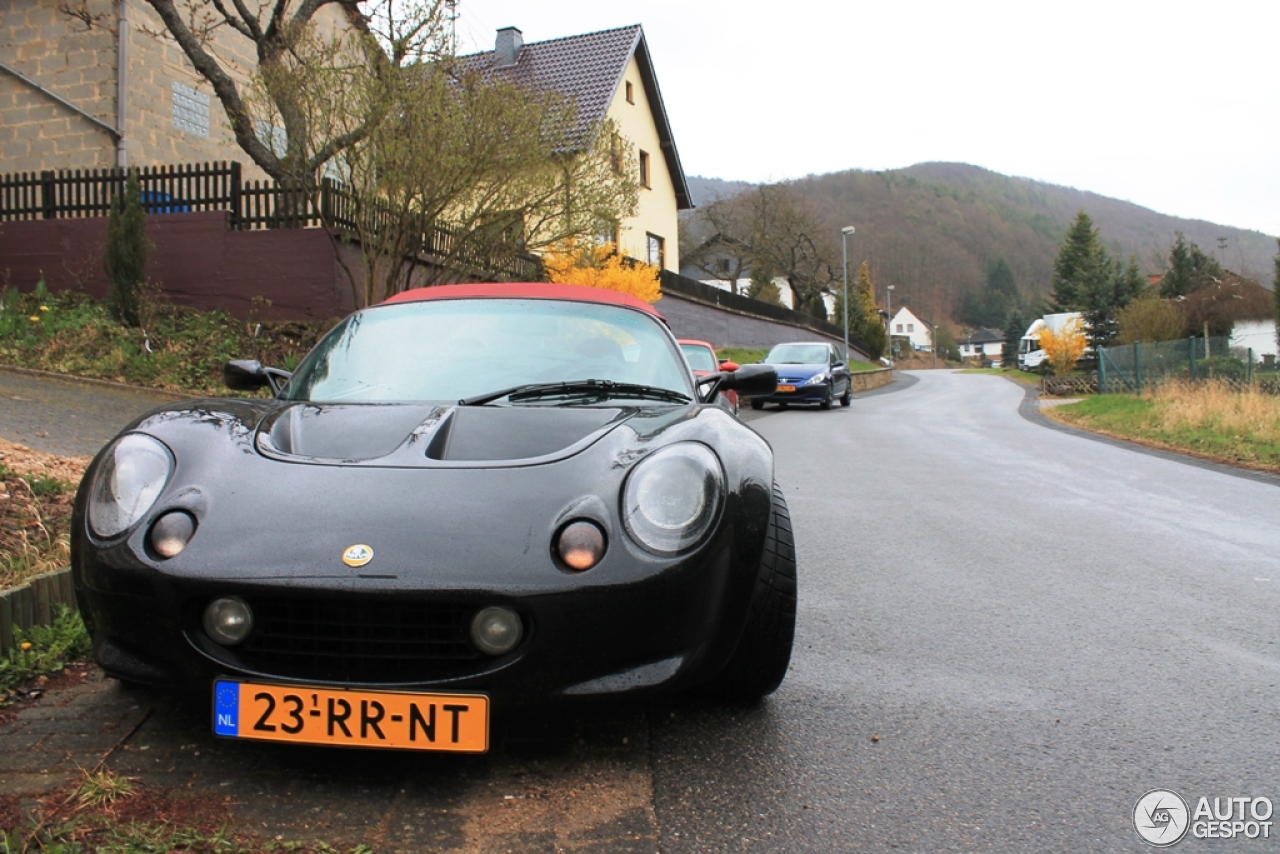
top-left (141, 0), bottom-right (447, 186)
top-left (335, 64), bottom-right (637, 305)
top-left (680, 183), bottom-right (836, 310)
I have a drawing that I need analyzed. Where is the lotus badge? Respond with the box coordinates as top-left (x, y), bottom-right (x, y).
top-left (342, 544), bottom-right (374, 567)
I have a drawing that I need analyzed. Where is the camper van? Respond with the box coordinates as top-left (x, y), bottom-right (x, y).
top-left (1017, 312), bottom-right (1084, 371)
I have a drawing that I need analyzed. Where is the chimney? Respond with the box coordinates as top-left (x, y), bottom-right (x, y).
top-left (494, 27), bottom-right (523, 67)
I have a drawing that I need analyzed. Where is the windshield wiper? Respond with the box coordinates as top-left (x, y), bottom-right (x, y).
top-left (459, 379), bottom-right (691, 407)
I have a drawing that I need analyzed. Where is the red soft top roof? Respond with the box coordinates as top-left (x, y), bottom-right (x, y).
top-left (382, 283), bottom-right (663, 318)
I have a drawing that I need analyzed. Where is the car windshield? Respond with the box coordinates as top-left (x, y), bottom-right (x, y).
top-left (282, 297), bottom-right (695, 404)
top-left (765, 344), bottom-right (829, 365)
top-left (680, 344), bottom-right (718, 372)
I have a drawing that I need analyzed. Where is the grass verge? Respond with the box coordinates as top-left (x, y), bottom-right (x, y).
top-left (0, 606), bottom-right (91, 701)
top-left (1044, 379), bottom-right (1280, 472)
top-left (1, 282), bottom-right (329, 397)
top-left (0, 462), bottom-right (77, 592)
top-left (3, 768), bottom-right (375, 853)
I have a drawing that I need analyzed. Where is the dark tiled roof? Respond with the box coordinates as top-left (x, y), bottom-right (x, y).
top-left (458, 25), bottom-right (691, 209)
top-left (961, 327), bottom-right (1005, 345)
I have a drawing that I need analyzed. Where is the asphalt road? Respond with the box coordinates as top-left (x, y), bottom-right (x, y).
top-left (4, 369), bottom-right (1279, 852)
top-left (0, 367), bottom-right (184, 457)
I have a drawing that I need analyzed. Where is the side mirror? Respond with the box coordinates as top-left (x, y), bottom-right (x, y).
top-left (718, 360), bottom-right (740, 372)
top-left (224, 359), bottom-right (268, 391)
top-left (223, 359), bottom-right (292, 395)
top-left (717, 363), bottom-right (777, 397)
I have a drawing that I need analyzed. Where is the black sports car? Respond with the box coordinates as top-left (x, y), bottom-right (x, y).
top-left (72, 283), bottom-right (793, 753)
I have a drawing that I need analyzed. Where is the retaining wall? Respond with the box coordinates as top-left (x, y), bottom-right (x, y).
top-left (0, 567), bottom-right (75, 655)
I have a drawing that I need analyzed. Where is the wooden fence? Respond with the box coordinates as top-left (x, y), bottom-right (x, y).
top-left (0, 162), bottom-right (541, 281)
top-left (0, 568), bottom-right (76, 656)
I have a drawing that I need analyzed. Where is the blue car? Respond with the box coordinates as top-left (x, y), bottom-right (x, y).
top-left (750, 342), bottom-right (852, 410)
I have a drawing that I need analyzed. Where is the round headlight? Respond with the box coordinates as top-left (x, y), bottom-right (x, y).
top-left (622, 443), bottom-right (724, 554)
top-left (88, 434), bottom-right (173, 538)
top-left (471, 606), bottom-right (523, 656)
top-left (203, 597), bottom-right (253, 646)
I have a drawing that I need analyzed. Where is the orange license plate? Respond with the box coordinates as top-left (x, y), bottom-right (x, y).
top-left (213, 679), bottom-right (489, 752)
top-left (776, 384), bottom-right (797, 393)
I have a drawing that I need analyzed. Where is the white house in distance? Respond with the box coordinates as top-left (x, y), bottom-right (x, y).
top-left (889, 307), bottom-right (933, 351)
top-left (958, 327), bottom-right (1004, 362)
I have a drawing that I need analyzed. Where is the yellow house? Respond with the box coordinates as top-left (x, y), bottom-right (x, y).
top-left (461, 25), bottom-right (693, 273)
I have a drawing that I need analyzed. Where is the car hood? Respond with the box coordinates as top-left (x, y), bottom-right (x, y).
top-left (767, 363), bottom-right (828, 380)
top-left (253, 402), bottom-right (639, 466)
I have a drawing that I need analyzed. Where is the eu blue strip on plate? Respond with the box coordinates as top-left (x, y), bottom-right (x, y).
top-left (213, 680), bottom-right (240, 736)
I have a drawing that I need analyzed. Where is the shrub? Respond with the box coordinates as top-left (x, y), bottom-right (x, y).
top-left (103, 171), bottom-right (147, 327)
top-left (1195, 356), bottom-right (1247, 381)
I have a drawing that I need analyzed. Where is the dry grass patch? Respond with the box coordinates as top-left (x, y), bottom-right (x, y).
top-left (1048, 379), bottom-right (1280, 472)
top-left (0, 440), bottom-right (88, 591)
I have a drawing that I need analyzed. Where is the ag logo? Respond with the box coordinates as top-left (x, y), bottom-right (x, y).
top-left (1134, 789), bottom-right (1190, 847)
top-left (342, 544), bottom-right (374, 567)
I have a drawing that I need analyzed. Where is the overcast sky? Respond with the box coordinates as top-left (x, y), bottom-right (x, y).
top-left (454, 0), bottom-right (1280, 238)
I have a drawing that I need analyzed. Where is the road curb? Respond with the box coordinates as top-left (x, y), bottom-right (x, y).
top-left (0, 364), bottom-right (196, 401)
top-left (1015, 379), bottom-right (1280, 488)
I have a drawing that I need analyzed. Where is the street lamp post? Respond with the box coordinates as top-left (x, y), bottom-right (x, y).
top-left (885, 285), bottom-right (895, 360)
top-left (840, 226), bottom-right (855, 360)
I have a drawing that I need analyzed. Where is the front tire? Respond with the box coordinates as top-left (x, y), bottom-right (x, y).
top-left (699, 482), bottom-right (797, 701)
top-left (750, 398), bottom-right (764, 411)
top-left (840, 382), bottom-right (852, 407)
top-left (819, 386), bottom-right (833, 410)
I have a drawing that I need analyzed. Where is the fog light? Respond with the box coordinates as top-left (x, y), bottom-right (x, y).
top-left (556, 520), bottom-right (606, 572)
top-left (471, 606), bottom-right (522, 656)
top-left (149, 510), bottom-right (196, 558)
top-left (203, 597), bottom-right (253, 646)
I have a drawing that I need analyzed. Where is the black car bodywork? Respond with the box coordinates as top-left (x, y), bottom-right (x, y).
top-left (71, 285), bottom-right (794, 719)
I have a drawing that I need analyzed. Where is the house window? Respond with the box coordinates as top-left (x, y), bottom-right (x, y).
top-left (716, 258), bottom-right (730, 274)
top-left (595, 220), bottom-right (620, 247)
top-left (639, 150), bottom-right (651, 188)
top-left (625, 80), bottom-right (634, 104)
top-left (172, 81), bottom-right (210, 137)
top-left (646, 233), bottom-right (665, 269)
top-left (907, 323), bottom-right (914, 332)
top-left (895, 323), bottom-right (903, 333)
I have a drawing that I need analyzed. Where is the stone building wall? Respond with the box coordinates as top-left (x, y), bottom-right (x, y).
top-left (1, 0), bottom-right (347, 180)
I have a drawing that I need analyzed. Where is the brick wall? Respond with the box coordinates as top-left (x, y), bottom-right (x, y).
top-left (0, 0), bottom-right (350, 181)
top-left (0, 0), bottom-right (119, 171)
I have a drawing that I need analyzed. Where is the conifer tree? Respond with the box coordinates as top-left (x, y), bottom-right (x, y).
top-left (1050, 210), bottom-right (1110, 312)
top-left (851, 262), bottom-right (886, 359)
top-left (1003, 309), bottom-right (1026, 368)
top-left (1274, 238), bottom-right (1280, 353)
top-left (103, 171), bottom-right (147, 327)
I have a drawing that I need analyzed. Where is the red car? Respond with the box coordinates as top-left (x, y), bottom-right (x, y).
top-left (679, 339), bottom-right (740, 415)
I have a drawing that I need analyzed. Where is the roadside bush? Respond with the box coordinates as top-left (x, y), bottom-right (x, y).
top-left (1195, 356), bottom-right (1247, 381)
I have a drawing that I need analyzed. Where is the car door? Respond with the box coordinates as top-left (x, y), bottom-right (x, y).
top-left (830, 347), bottom-right (850, 394)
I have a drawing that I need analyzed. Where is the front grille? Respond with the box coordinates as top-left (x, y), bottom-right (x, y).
top-left (236, 597), bottom-right (483, 683)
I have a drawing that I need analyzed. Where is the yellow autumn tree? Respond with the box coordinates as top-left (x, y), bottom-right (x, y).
top-left (543, 240), bottom-right (661, 303)
top-left (1038, 316), bottom-right (1088, 376)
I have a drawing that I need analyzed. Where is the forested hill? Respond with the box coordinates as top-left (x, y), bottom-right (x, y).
top-left (685, 163), bottom-right (1276, 326)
